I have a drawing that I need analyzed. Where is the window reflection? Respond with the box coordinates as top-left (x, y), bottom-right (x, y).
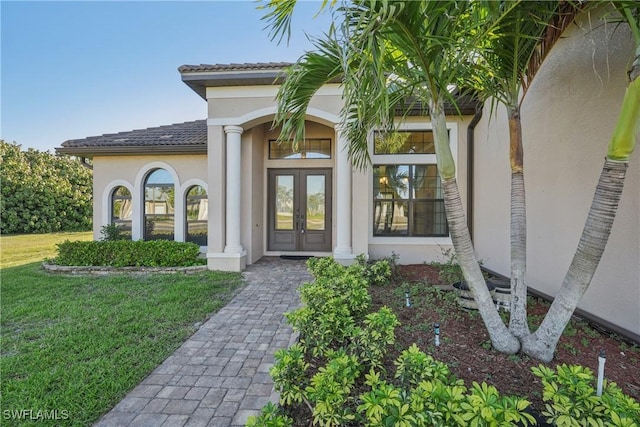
top-left (144, 169), bottom-right (174, 240)
top-left (373, 164), bottom-right (447, 236)
top-left (275, 175), bottom-right (294, 230)
top-left (111, 186), bottom-right (132, 239)
top-left (186, 185), bottom-right (207, 246)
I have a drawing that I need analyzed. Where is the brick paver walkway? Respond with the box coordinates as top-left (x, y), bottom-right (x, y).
top-left (95, 257), bottom-right (310, 427)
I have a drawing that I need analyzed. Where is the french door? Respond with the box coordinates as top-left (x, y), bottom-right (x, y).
top-left (268, 169), bottom-right (332, 252)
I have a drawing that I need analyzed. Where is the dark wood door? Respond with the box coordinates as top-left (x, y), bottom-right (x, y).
top-left (268, 169), bottom-right (332, 252)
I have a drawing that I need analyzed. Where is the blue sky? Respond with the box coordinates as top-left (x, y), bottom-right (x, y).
top-left (1, 1), bottom-right (332, 152)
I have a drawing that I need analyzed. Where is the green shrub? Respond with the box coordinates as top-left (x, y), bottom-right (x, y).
top-left (53, 240), bottom-right (204, 267)
top-left (351, 307), bottom-right (399, 370)
top-left (286, 257), bottom-right (372, 356)
top-left (307, 256), bottom-right (345, 280)
top-left (409, 377), bottom-right (468, 425)
top-left (359, 349), bottom-right (534, 427)
top-left (1, 141), bottom-right (92, 234)
top-left (259, 256), bottom-right (541, 427)
top-left (358, 370), bottom-right (418, 426)
top-left (460, 382), bottom-right (535, 426)
top-left (306, 349), bottom-right (361, 426)
top-left (394, 343), bottom-right (455, 388)
top-left (100, 223), bottom-right (126, 241)
top-left (245, 402), bottom-right (293, 427)
top-left (353, 254), bottom-right (394, 286)
top-left (532, 364), bottom-right (640, 426)
top-left (271, 343), bottom-right (309, 406)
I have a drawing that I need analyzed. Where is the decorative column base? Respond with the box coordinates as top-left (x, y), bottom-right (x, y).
top-left (333, 247), bottom-right (357, 266)
top-left (207, 250), bottom-right (247, 272)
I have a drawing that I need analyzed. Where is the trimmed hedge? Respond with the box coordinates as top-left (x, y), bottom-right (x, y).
top-left (53, 240), bottom-right (205, 267)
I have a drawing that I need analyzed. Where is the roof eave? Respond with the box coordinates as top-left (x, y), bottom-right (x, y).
top-left (180, 70), bottom-right (288, 100)
top-left (56, 145), bottom-right (207, 157)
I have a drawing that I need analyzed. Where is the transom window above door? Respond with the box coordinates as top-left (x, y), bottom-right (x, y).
top-left (374, 130), bottom-right (440, 155)
top-left (269, 139), bottom-right (331, 159)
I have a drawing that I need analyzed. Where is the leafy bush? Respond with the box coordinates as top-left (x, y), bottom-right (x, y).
top-left (460, 382), bottom-right (535, 427)
top-left (100, 223), bottom-right (127, 241)
top-left (271, 344), bottom-right (309, 406)
top-left (532, 364), bottom-right (640, 426)
top-left (394, 343), bottom-right (455, 388)
top-left (351, 307), bottom-right (399, 369)
top-left (359, 348), bottom-right (535, 427)
top-left (52, 240), bottom-right (204, 267)
top-left (1, 141), bottom-right (92, 234)
top-left (262, 257), bottom-right (639, 426)
top-left (359, 370), bottom-right (419, 426)
top-left (246, 402), bottom-right (293, 427)
top-left (305, 349), bottom-right (361, 426)
top-left (286, 257), bottom-right (374, 356)
top-left (264, 256), bottom-right (545, 426)
top-left (353, 253), bottom-right (395, 286)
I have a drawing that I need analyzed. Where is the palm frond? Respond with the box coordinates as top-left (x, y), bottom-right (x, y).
top-left (260, 0), bottom-right (297, 44)
top-left (273, 34), bottom-right (344, 146)
top-left (525, 1), bottom-right (584, 93)
top-left (474, 1), bottom-right (569, 108)
top-left (260, 0), bottom-right (333, 44)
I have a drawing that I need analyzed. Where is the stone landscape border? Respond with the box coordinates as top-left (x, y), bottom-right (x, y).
top-left (42, 263), bottom-right (208, 275)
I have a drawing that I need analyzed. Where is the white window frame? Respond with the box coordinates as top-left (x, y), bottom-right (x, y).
top-left (369, 121), bottom-right (457, 245)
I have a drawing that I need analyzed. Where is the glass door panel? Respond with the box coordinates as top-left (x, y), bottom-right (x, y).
top-left (275, 175), bottom-right (294, 230)
top-left (305, 175), bottom-right (325, 231)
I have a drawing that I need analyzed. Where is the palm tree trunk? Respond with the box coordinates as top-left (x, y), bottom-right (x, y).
top-left (521, 159), bottom-right (628, 361)
top-left (508, 108), bottom-right (531, 338)
top-left (442, 178), bottom-right (521, 354)
top-left (431, 98), bottom-right (520, 354)
top-left (522, 52), bottom-right (640, 362)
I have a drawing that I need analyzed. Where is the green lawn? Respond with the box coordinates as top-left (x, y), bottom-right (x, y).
top-left (1, 231), bottom-right (93, 268)
top-left (0, 234), bottom-right (244, 426)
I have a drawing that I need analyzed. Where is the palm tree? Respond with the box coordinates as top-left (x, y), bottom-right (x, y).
top-left (263, 0), bottom-right (639, 361)
top-left (266, 0), bottom-right (520, 353)
top-left (474, 1), bottom-right (579, 338)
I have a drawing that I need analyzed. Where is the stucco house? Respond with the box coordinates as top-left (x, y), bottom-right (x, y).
top-left (57, 13), bottom-right (639, 342)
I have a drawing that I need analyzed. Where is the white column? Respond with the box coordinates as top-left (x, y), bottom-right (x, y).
top-left (334, 127), bottom-right (353, 260)
top-left (223, 125), bottom-right (245, 255)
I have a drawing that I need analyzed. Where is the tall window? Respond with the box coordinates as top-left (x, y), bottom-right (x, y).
top-left (144, 169), bottom-right (174, 240)
top-left (373, 164), bottom-right (447, 236)
top-left (111, 186), bottom-right (132, 239)
top-left (185, 185), bottom-right (207, 246)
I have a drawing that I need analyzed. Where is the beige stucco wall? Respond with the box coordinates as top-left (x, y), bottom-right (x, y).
top-left (205, 86), bottom-right (342, 267)
top-left (473, 13), bottom-right (639, 336)
top-left (92, 154), bottom-right (208, 241)
top-left (240, 126), bottom-right (266, 264)
top-left (207, 85), bottom-right (343, 128)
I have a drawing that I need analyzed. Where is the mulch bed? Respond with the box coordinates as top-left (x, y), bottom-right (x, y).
top-left (377, 264), bottom-right (640, 407)
top-left (282, 263), bottom-right (640, 425)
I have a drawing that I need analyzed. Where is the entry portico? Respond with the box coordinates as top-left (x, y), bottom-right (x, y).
top-left (180, 63), bottom-right (355, 271)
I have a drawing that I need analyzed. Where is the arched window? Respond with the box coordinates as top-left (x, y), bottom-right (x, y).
top-left (144, 169), bottom-right (174, 240)
top-left (111, 186), bottom-right (132, 239)
top-left (185, 185), bottom-right (208, 246)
